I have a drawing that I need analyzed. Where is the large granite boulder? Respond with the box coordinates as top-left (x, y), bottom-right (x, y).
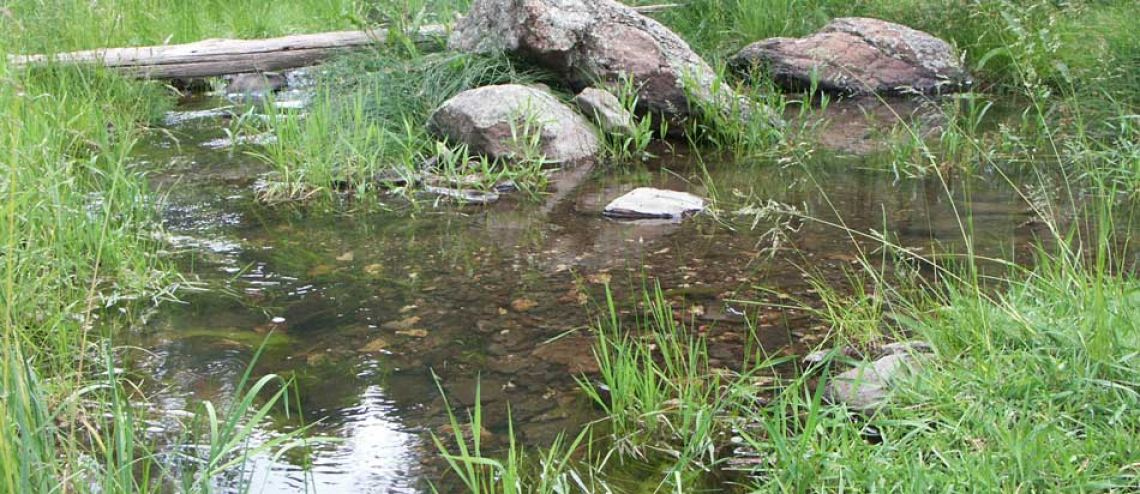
top-left (427, 84), bottom-right (600, 164)
top-left (448, 0), bottom-right (754, 125)
top-left (731, 18), bottom-right (969, 95)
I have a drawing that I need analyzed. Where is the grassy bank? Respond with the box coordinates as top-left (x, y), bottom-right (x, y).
top-left (0, 5), bottom-right (326, 491)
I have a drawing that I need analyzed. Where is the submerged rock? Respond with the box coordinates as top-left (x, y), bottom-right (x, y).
top-left (163, 106), bottom-right (236, 126)
top-left (824, 352), bottom-right (921, 413)
top-left (423, 185), bottom-right (501, 204)
top-left (226, 72), bottom-right (288, 96)
top-left (373, 169), bottom-right (419, 188)
top-left (200, 132), bottom-right (277, 149)
top-left (449, 0), bottom-right (757, 126)
top-left (427, 84), bottom-right (599, 164)
top-left (573, 88), bottom-right (635, 134)
top-left (532, 336), bottom-right (600, 374)
top-left (731, 18), bottom-right (969, 95)
top-left (603, 187), bottom-right (704, 220)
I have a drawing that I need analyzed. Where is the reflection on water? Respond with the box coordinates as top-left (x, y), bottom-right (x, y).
top-left (124, 91), bottom-right (1072, 493)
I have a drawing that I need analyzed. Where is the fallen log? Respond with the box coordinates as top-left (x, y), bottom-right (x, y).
top-left (9, 5), bottom-right (680, 80)
top-left (10, 26), bottom-right (448, 79)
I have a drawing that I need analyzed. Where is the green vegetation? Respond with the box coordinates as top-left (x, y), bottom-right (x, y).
top-left (0, 61), bottom-right (309, 492)
top-left (651, 0), bottom-right (1139, 98)
top-left (0, 2), bottom-right (344, 492)
top-left (5, 0), bottom-right (372, 53)
top-left (431, 378), bottom-right (611, 493)
top-left (249, 51), bottom-right (556, 203)
top-left (3, 0), bottom-right (1138, 492)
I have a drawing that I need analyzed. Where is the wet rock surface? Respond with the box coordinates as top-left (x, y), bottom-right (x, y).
top-left (603, 187), bottom-right (705, 220)
top-left (732, 17), bottom-right (969, 95)
top-left (573, 87), bottom-right (635, 134)
top-left (449, 0), bottom-right (754, 125)
top-left (422, 185), bottom-right (501, 204)
top-left (427, 84), bottom-right (600, 163)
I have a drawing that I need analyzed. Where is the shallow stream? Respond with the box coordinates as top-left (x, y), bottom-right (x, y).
top-left (123, 87), bottom-right (1070, 493)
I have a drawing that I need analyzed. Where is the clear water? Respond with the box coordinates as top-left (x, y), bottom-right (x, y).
top-left (123, 90), bottom-right (1070, 493)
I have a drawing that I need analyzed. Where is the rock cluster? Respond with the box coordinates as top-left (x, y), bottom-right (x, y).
top-left (448, 0), bottom-right (746, 125)
top-left (419, 4), bottom-right (968, 207)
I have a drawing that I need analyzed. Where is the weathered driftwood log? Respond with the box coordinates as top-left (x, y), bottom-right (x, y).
top-left (9, 5), bottom-right (679, 79)
top-left (9, 26), bottom-right (448, 79)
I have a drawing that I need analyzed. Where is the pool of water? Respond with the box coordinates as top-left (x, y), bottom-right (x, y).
top-left (121, 88), bottom-right (1067, 493)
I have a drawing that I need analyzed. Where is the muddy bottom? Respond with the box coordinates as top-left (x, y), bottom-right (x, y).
top-left (122, 90), bottom-right (1066, 493)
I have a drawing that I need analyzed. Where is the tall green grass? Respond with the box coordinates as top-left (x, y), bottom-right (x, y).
top-left (0, 33), bottom-right (307, 494)
top-left (732, 201), bottom-right (1138, 491)
top-left (253, 51), bottom-right (556, 202)
top-left (655, 0), bottom-right (1139, 102)
top-left (430, 377), bottom-right (610, 494)
top-left (6, 0), bottom-right (374, 53)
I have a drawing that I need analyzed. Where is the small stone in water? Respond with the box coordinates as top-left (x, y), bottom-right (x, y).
top-left (603, 188), bottom-right (704, 220)
top-left (361, 338), bottom-right (389, 352)
top-left (424, 185), bottom-right (500, 205)
top-left (383, 316), bottom-right (421, 330)
top-left (396, 329), bottom-right (428, 338)
top-left (511, 298), bottom-right (538, 312)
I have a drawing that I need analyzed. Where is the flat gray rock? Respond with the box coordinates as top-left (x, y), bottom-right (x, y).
top-left (603, 188), bottom-right (704, 220)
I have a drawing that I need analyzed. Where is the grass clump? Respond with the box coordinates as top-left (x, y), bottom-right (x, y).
top-left (431, 377), bottom-right (611, 494)
top-left (734, 240), bottom-right (1138, 491)
top-left (253, 51), bottom-right (559, 203)
top-left (577, 283), bottom-right (789, 486)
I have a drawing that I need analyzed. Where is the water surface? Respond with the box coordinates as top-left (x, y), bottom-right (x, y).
top-left (125, 89), bottom-right (1063, 493)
